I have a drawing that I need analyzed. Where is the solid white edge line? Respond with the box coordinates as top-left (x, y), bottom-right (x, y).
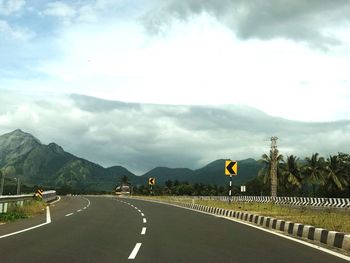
top-left (141, 227), bottom-right (147, 235)
top-left (128, 243), bottom-right (142, 260)
top-left (65, 213), bottom-right (74, 217)
top-left (143, 218), bottom-right (147, 223)
top-left (131, 198), bottom-right (350, 262)
top-left (0, 206), bottom-right (51, 239)
top-left (50, 195), bottom-right (61, 205)
top-left (46, 206), bottom-right (51, 223)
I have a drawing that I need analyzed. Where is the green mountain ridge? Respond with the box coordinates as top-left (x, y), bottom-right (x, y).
top-left (0, 129), bottom-right (262, 192)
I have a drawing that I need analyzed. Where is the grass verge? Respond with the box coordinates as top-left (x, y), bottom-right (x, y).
top-left (133, 196), bottom-right (350, 234)
top-left (0, 201), bottom-right (46, 223)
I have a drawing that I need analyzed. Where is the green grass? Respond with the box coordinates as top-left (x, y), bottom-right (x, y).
top-left (0, 201), bottom-right (46, 223)
top-left (133, 196), bottom-right (350, 234)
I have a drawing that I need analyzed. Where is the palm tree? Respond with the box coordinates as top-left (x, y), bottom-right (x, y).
top-left (323, 155), bottom-right (348, 192)
top-left (282, 155), bottom-right (302, 192)
top-left (303, 153), bottom-right (325, 196)
top-left (258, 152), bottom-right (284, 196)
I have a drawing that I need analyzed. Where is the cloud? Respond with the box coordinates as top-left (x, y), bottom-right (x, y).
top-left (0, 19), bottom-right (34, 40)
top-left (0, 92), bottom-right (349, 174)
top-left (43, 2), bottom-right (76, 18)
top-left (143, 0), bottom-right (350, 48)
top-left (0, 0), bottom-right (25, 15)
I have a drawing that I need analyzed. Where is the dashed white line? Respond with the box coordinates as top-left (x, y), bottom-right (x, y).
top-left (141, 213), bottom-right (144, 217)
top-left (77, 209), bottom-right (82, 212)
top-left (143, 218), bottom-right (147, 223)
top-left (138, 210), bottom-right (141, 213)
top-left (128, 243), bottom-right (142, 260)
top-left (141, 227), bottom-right (147, 235)
top-left (65, 213), bottom-right (74, 217)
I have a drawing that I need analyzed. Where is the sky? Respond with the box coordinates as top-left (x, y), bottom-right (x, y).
top-left (1, 0), bottom-right (350, 174)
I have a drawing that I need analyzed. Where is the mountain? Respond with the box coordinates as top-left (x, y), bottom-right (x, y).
top-left (0, 129), bottom-right (136, 191)
top-left (192, 158), bottom-right (262, 186)
top-left (140, 158), bottom-right (262, 186)
top-left (0, 129), bottom-right (263, 192)
top-left (141, 167), bottom-right (195, 185)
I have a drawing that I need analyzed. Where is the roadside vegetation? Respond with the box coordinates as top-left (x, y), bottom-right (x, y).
top-left (0, 200), bottom-right (45, 223)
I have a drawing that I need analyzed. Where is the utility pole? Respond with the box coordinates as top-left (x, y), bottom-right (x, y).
top-left (270, 136), bottom-right (279, 197)
top-left (0, 170), bottom-right (4, 196)
top-left (16, 178), bottom-right (21, 195)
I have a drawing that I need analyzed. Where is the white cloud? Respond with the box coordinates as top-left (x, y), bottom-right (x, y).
top-left (31, 13), bottom-right (350, 122)
top-left (0, 0), bottom-right (25, 15)
top-left (0, 19), bottom-right (34, 40)
top-left (43, 1), bottom-right (76, 18)
top-left (0, 93), bottom-right (349, 174)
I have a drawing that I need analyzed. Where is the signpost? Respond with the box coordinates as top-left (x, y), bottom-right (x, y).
top-left (225, 160), bottom-right (238, 203)
top-left (148, 178), bottom-right (155, 195)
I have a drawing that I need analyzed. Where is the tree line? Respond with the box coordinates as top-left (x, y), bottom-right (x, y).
top-left (129, 152), bottom-right (350, 198)
top-left (258, 152), bottom-right (349, 197)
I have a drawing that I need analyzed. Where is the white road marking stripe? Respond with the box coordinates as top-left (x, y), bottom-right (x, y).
top-left (141, 227), bottom-right (146, 235)
top-left (138, 210), bottom-right (141, 213)
top-left (141, 213), bottom-right (144, 217)
top-left (77, 209), bottom-right (82, 212)
top-left (83, 207), bottom-right (87, 209)
top-left (143, 218), bottom-right (147, 223)
top-left (65, 213), bottom-right (74, 217)
top-left (128, 243), bottom-right (142, 260)
top-left (46, 206), bottom-right (51, 223)
top-left (0, 206), bottom-right (51, 239)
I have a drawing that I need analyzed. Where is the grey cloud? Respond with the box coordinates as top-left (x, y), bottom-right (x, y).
top-left (143, 0), bottom-right (350, 48)
top-left (1, 93), bottom-right (350, 174)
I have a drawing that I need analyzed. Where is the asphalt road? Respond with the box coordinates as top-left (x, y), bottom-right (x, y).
top-left (0, 196), bottom-right (348, 263)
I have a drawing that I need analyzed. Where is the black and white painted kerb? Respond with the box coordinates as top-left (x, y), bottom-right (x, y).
top-left (197, 196), bottom-right (350, 208)
top-left (178, 202), bottom-right (350, 252)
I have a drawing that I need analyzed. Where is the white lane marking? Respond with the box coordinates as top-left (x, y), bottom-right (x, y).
top-left (65, 213), bottom-right (74, 217)
top-left (141, 227), bottom-right (147, 235)
top-left (83, 207), bottom-right (87, 210)
top-left (77, 209), bottom-right (82, 212)
top-left (138, 210), bottom-right (141, 213)
top-left (0, 206), bottom-right (51, 239)
top-left (50, 195), bottom-right (61, 205)
top-left (128, 243), bottom-right (142, 260)
top-left (46, 205), bottom-right (51, 223)
top-left (141, 213), bottom-right (144, 217)
top-left (143, 218), bottom-right (147, 223)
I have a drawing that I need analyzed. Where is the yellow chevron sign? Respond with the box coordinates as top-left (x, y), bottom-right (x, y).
top-left (35, 189), bottom-right (43, 198)
top-left (149, 178), bottom-right (156, 186)
top-left (225, 160), bottom-right (238, 176)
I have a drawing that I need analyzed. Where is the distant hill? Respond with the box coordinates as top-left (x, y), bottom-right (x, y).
top-left (0, 129), bottom-right (136, 191)
top-left (0, 129), bottom-right (262, 191)
top-left (140, 158), bottom-right (262, 186)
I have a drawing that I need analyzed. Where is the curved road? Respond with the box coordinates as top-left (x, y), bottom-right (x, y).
top-left (0, 196), bottom-right (348, 262)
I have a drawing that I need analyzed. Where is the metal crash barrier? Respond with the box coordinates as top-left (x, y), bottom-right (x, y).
top-left (0, 190), bottom-right (57, 213)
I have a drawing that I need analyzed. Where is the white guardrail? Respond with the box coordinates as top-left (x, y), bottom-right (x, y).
top-left (192, 196), bottom-right (350, 208)
top-left (0, 190), bottom-right (57, 213)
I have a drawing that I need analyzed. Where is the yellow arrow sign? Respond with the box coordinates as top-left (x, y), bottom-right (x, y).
top-left (149, 178), bottom-right (156, 185)
top-left (225, 160), bottom-right (238, 176)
